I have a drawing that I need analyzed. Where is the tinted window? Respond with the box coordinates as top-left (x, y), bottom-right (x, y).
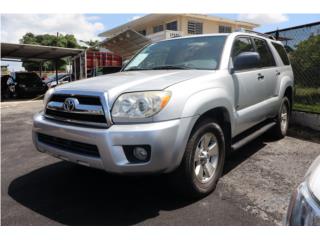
top-left (272, 42), bottom-right (290, 65)
top-left (124, 36), bottom-right (227, 71)
top-left (253, 38), bottom-right (276, 67)
top-left (232, 37), bottom-right (255, 58)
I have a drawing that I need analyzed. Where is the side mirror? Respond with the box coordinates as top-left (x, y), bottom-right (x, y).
top-left (233, 52), bottom-right (260, 71)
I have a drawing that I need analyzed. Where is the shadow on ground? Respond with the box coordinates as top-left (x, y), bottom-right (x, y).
top-left (8, 136), bottom-right (268, 226)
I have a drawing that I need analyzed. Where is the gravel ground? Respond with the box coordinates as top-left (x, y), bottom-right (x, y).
top-left (1, 100), bottom-right (319, 225)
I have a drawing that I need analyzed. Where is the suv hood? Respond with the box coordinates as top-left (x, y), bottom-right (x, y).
top-left (55, 70), bottom-right (214, 100)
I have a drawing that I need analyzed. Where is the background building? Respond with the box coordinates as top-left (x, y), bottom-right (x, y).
top-left (98, 14), bottom-right (258, 59)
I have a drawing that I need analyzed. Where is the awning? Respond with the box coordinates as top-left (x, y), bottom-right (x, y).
top-left (100, 29), bottom-right (152, 60)
top-left (1, 42), bottom-right (84, 62)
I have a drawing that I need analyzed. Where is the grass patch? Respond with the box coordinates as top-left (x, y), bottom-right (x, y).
top-left (294, 86), bottom-right (320, 113)
top-left (293, 103), bottom-right (320, 113)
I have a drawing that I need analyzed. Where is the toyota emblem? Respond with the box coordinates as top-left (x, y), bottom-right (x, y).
top-left (63, 98), bottom-right (78, 112)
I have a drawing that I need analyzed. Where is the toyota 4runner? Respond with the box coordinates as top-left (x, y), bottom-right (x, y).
top-left (33, 31), bottom-right (294, 197)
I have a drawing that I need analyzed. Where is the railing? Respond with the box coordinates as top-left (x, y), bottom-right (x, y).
top-left (147, 30), bottom-right (183, 42)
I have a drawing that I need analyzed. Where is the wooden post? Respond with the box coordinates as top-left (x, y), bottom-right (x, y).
top-left (84, 51), bottom-right (87, 79)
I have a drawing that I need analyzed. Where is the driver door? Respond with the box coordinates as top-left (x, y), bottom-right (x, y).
top-left (231, 36), bottom-right (266, 134)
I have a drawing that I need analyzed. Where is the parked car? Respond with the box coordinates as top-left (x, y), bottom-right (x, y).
top-left (32, 31), bottom-right (294, 197)
top-left (286, 155), bottom-right (320, 226)
top-left (4, 72), bottom-right (47, 98)
top-left (43, 73), bottom-right (73, 88)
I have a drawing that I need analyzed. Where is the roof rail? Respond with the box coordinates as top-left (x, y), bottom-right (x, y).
top-left (235, 28), bottom-right (276, 40)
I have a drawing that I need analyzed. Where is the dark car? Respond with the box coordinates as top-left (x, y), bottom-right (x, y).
top-left (6, 72), bottom-right (48, 98)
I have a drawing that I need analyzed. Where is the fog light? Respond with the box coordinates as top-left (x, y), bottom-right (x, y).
top-left (133, 147), bottom-right (148, 161)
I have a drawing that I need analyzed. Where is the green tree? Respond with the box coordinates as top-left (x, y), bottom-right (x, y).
top-left (289, 35), bottom-right (320, 87)
top-left (20, 32), bottom-right (82, 71)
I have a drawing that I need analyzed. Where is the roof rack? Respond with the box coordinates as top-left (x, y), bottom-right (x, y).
top-left (235, 28), bottom-right (276, 40)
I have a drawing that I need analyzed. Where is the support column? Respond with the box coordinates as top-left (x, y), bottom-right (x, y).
top-left (55, 60), bottom-right (58, 85)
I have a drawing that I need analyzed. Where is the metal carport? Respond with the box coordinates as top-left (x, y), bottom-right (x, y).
top-left (100, 29), bottom-right (151, 60)
top-left (1, 42), bottom-right (86, 83)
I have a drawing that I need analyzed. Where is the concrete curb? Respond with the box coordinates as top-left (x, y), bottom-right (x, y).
top-left (291, 111), bottom-right (320, 131)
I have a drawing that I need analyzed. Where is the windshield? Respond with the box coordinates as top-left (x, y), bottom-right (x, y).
top-left (124, 36), bottom-right (227, 71)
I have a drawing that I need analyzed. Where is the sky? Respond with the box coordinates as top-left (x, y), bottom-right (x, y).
top-left (1, 14), bottom-right (319, 71)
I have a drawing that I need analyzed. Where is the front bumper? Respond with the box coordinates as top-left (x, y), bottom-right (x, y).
top-left (32, 112), bottom-right (197, 174)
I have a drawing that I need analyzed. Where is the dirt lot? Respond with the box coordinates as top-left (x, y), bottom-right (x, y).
top-left (1, 100), bottom-right (320, 225)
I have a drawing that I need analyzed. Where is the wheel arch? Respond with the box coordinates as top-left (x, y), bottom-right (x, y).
top-left (190, 107), bottom-right (232, 154)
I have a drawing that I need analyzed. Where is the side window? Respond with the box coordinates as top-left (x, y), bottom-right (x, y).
top-left (138, 30), bottom-right (146, 36)
top-left (187, 21), bottom-right (203, 35)
top-left (272, 42), bottom-right (290, 65)
top-left (166, 21), bottom-right (178, 31)
top-left (219, 25), bottom-right (232, 33)
top-left (232, 37), bottom-right (255, 58)
top-left (153, 25), bottom-right (164, 33)
top-left (253, 38), bottom-right (276, 67)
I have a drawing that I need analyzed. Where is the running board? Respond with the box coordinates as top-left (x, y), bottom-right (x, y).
top-left (231, 122), bottom-right (276, 151)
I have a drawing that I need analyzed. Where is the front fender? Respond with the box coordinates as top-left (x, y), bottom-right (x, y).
top-left (181, 88), bottom-right (233, 117)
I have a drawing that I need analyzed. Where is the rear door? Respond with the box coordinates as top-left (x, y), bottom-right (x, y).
top-left (252, 37), bottom-right (278, 100)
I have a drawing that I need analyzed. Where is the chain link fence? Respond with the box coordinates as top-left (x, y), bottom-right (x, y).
top-left (266, 21), bottom-right (320, 114)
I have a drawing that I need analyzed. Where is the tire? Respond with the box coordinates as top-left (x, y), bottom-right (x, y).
top-left (171, 118), bottom-right (225, 198)
top-left (271, 97), bottom-right (290, 139)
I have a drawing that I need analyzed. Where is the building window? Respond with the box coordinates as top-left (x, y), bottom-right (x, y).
top-left (138, 30), bottom-right (146, 36)
top-left (219, 25), bottom-right (232, 33)
top-left (188, 21), bottom-right (203, 35)
top-left (153, 25), bottom-right (164, 33)
top-left (166, 21), bottom-right (178, 31)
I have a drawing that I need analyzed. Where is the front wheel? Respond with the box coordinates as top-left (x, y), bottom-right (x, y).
top-left (171, 118), bottom-right (225, 198)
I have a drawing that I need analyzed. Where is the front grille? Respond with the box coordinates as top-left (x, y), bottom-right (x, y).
top-left (50, 94), bottom-right (101, 105)
top-left (45, 93), bottom-right (108, 127)
top-left (45, 109), bottom-right (107, 123)
top-left (38, 133), bottom-right (100, 157)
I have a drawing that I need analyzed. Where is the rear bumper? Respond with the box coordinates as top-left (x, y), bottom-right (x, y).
top-left (32, 112), bottom-right (197, 174)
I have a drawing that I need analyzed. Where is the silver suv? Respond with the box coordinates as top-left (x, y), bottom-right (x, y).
top-left (32, 32), bottom-right (294, 197)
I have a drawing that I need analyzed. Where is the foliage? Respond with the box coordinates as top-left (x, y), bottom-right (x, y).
top-left (80, 40), bottom-right (100, 50)
top-left (289, 35), bottom-right (320, 87)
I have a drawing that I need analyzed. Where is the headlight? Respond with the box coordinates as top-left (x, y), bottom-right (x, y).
top-left (111, 91), bottom-right (171, 121)
top-left (43, 88), bottom-right (55, 107)
top-left (286, 182), bottom-right (320, 226)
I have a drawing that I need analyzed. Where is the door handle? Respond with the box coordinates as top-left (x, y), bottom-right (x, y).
top-left (276, 70), bottom-right (281, 76)
top-left (257, 73), bottom-right (264, 80)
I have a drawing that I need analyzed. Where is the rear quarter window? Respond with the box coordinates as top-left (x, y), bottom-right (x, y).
top-left (271, 42), bottom-right (290, 65)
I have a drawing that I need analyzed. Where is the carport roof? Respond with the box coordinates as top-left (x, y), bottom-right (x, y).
top-left (100, 29), bottom-right (151, 60)
top-left (1, 42), bottom-right (84, 62)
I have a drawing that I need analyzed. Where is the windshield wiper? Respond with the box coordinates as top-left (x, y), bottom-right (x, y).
top-left (124, 65), bottom-right (192, 71)
top-left (150, 65), bottom-right (192, 70)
